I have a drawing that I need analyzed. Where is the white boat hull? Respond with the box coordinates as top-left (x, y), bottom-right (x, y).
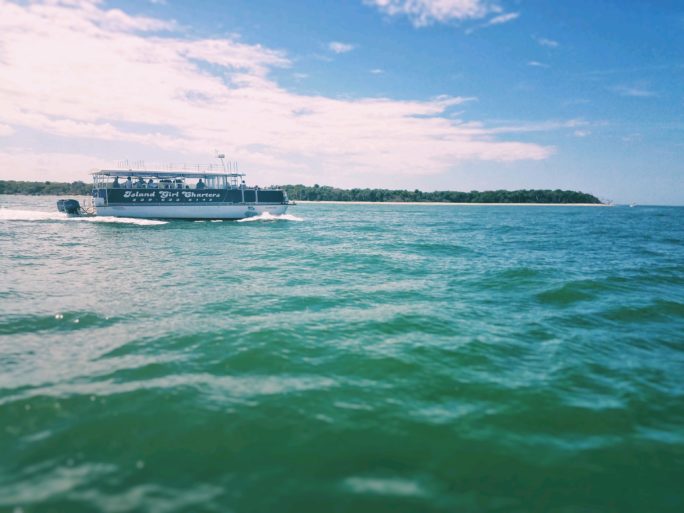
top-left (96, 203), bottom-right (288, 219)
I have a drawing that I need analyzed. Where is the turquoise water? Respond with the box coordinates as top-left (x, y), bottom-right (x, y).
top-left (1, 195), bottom-right (683, 513)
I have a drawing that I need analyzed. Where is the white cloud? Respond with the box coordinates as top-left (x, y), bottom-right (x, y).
top-left (0, 149), bottom-right (109, 182)
top-left (527, 61), bottom-right (549, 68)
top-left (178, 38), bottom-right (289, 74)
top-left (0, 124), bottom-right (14, 136)
top-left (574, 130), bottom-right (591, 137)
top-left (0, 0), bottom-right (552, 185)
top-left (370, 68), bottom-right (385, 74)
top-left (535, 37), bottom-right (559, 48)
top-left (102, 8), bottom-right (176, 32)
top-left (328, 41), bottom-right (355, 54)
top-left (365, 0), bottom-right (498, 27)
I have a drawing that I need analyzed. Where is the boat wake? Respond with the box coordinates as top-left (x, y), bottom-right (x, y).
top-left (0, 209), bottom-right (167, 226)
top-left (237, 212), bottom-right (304, 223)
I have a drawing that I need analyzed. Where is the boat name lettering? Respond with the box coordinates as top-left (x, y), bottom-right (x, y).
top-left (123, 191), bottom-right (156, 198)
top-left (181, 191), bottom-right (221, 199)
top-left (121, 191), bottom-right (223, 200)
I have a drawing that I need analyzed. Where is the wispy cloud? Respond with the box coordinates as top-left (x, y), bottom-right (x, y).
top-left (527, 60), bottom-right (549, 68)
top-left (0, 0), bottom-right (553, 184)
top-left (612, 84), bottom-right (656, 97)
top-left (328, 41), bottom-right (355, 54)
top-left (364, 0), bottom-right (497, 27)
top-left (621, 133), bottom-right (642, 143)
top-left (574, 130), bottom-right (591, 137)
top-left (487, 12), bottom-right (519, 25)
top-left (466, 10), bottom-right (519, 33)
top-left (581, 64), bottom-right (675, 77)
top-left (370, 68), bottom-right (385, 74)
top-left (535, 37), bottom-right (559, 48)
top-left (484, 118), bottom-right (591, 135)
top-left (563, 98), bottom-right (591, 106)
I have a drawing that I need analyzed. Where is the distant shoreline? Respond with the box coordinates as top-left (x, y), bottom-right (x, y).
top-left (0, 193), bottom-right (608, 206)
top-left (0, 180), bottom-right (605, 205)
top-left (297, 200), bottom-right (611, 207)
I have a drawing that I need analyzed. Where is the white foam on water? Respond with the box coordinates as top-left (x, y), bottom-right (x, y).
top-left (343, 477), bottom-right (426, 497)
top-left (78, 216), bottom-right (167, 226)
top-left (0, 208), bottom-right (303, 225)
top-left (237, 212), bottom-right (304, 223)
top-left (0, 208), bottom-right (167, 226)
top-left (0, 208), bottom-right (60, 221)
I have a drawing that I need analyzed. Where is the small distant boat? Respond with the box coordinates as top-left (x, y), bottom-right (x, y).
top-left (57, 155), bottom-right (291, 220)
top-left (629, 203), bottom-right (637, 208)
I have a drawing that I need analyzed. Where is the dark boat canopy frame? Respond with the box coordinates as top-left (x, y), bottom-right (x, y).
top-left (93, 170), bottom-right (246, 179)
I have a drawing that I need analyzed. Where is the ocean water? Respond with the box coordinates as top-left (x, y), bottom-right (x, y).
top-left (1, 194), bottom-right (683, 513)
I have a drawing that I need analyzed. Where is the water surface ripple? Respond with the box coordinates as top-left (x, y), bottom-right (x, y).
top-left (1, 196), bottom-right (683, 513)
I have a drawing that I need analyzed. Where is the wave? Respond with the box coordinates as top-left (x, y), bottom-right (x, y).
top-left (0, 208), bottom-right (167, 226)
top-left (601, 300), bottom-right (684, 323)
top-left (237, 212), bottom-right (304, 223)
top-left (0, 311), bottom-right (118, 336)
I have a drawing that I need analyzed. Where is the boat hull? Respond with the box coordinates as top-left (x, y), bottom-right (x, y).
top-left (95, 203), bottom-right (288, 219)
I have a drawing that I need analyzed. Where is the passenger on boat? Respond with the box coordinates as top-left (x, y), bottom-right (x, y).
top-left (125, 176), bottom-right (133, 189)
top-left (112, 177), bottom-right (121, 188)
top-left (134, 177), bottom-right (146, 189)
top-left (175, 179), bottom-right (183, 189)
top-left (196, 179), bottom-right (206, 189)
top-left (147, 179), bottom-right (158, 189)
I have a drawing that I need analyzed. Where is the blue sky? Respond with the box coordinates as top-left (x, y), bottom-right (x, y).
top-left (0, 0), bottom-right (682, 203)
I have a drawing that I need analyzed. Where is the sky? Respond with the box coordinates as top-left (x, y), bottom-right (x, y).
top-left (0, 0), bottom-right (682, 204)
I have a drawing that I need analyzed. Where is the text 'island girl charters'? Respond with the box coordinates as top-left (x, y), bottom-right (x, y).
top-left (56, 154), bottom-right (291, 220)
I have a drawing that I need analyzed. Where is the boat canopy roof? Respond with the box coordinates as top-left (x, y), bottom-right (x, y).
top-left (93, 170), bottom-right (246, 179)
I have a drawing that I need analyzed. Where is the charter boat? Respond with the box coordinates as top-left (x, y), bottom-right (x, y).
top-left (57, 156), bottom-right (290, 220)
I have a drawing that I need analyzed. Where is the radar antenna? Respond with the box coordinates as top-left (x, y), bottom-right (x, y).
top-left (216, 151), bottom-right (227, 173)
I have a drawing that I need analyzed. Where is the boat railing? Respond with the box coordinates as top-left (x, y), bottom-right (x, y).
top-left (97, 184), bottom-right (228, 190)
top-left (113, 161), bottom-right (239, 173)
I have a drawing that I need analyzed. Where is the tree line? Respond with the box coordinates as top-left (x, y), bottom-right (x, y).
top-left (277, 184), bottom-right (601, 204)
top-left (0, 180), bottom-right (602, 204)
top-left (0, 180), bottom-right (91, 196)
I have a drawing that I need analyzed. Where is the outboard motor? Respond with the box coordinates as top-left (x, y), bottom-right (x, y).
top-left (57, 199), bottom-right (82, 215)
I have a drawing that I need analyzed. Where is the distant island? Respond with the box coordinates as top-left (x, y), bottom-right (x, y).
top-left (279, 185), bottom-right (602, 204)
top-left (0, 180), bottom-right (92, 196)
top-left (0, 180), bottom-right (602, 204)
